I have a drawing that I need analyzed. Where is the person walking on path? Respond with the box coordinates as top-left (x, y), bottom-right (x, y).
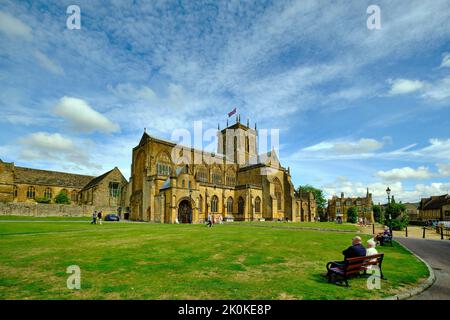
top-left (91, 211), bottom-right (97, 224)
top-left (206, 213), bottom-right (213, 227)
top-left (97, 211), bottom-right (103, 225)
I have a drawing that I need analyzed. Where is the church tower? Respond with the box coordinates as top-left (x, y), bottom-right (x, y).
top-left (217, 115), bottom-right (258, 166)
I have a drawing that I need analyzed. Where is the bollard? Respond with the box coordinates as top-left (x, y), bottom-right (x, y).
top-left (441, 226), bottom-right (444, 240)
top-left (423, 227), bottom-right (426, 239)
top-left (372, 223), bottom-right (375, 234)
top-left (405, 226), bottom-right (408, 237)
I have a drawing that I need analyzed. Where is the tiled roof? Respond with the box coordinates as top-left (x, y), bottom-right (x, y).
top-left (420, 194), bottom-right (450, 210)
top-left (81, 169), bottom-right (114, 191)
top-left (14, 166), bottom-right (95, 189)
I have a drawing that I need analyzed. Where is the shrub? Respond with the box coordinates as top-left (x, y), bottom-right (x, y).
top-left (389, 215), bottom-right (409, 231)
top-left (54, 191), bottom-right (70, 204)
top-left (35, 197), bottom-right (51, 204)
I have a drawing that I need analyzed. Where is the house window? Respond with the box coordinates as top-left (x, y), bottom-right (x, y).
top-left (255, 196), bottom-right (261, 213)
top-left (356, 201), bottom-right (361, 206)
top-left (44, 188), bottom-right (52, 199)
top-left (346, 200), bottom-right (352, 206)
top-left (227, 197), bottom-right (233, 214)
top-left (27, 186), bottom-right (35, 199)
top-left (336, 201), bottom-right (341, 206)
top-left (109, 182), bottom-right (120, 198)
top-left (211, 196), bottom-right (219, 213)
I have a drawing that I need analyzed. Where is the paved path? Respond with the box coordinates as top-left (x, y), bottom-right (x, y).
top-left (396, 237), bottom-right (450, 300)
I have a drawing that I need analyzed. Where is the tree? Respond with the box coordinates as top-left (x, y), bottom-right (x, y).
top-left (297, 185), bottom-right (327, 209)
top-left (346, 207), bottom-right (358, 224)
top-left (54, 191), bottom-right (71, 204)
top-left (372, 204), bottom-right (384, 224)
top-left (385, 202), bottom-right (405, 221)
top-left (385, 202), bottom-right (408, 230)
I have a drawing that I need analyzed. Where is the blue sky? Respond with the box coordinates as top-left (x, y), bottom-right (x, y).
top-left (0, 0), bottom-right (449, 203)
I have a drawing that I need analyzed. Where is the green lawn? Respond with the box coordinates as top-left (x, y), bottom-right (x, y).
top-left (234, 221), bottom-right (359, 231)
top-left (0, 221), bottom-right (428, 300)
top-left (0, 215), bottom-right (90, 221)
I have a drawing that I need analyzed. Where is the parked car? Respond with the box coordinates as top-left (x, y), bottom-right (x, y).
top-left (105, 214), bottom-right (120, 221)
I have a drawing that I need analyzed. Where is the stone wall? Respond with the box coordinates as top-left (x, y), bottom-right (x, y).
top-left (0, 202), bottom-right (119, 217)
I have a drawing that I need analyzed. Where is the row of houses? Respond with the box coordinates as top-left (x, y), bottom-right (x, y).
top-left (326, 190), bottom-right (450, 222)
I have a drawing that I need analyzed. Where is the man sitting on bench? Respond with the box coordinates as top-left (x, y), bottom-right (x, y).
top-left (375, 226), bottom-right (392, 246)
top-left (342, 236), bottom-right (366, 259)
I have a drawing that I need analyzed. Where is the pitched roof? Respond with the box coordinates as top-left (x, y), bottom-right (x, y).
top-left (420, 194), bottom-right (450, 210)
top-left (81, 168), bottom-right (115, 191)
top-left (14, 166), bottom-right (95, 189)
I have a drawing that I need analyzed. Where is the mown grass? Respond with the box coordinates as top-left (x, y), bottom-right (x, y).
top-left (0, 221), bottom-right (428, 300)
top-left (234, 221), bottom-right (359, 231)
top-left (0, 215), bottom-right (91, 221)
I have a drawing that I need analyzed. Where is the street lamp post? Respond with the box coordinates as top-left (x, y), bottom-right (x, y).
top-left (386, 187), bottom-right (392, 231)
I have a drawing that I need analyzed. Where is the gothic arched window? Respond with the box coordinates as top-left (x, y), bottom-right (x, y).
top-left (238, 196), bottom-right (245, 215)
top-left (44, 188), bottom-right (52, 199)
top-left (227, 197), bottom-right (233, 214)
top-left (255, 196), bottom-right (261, 213)
top-left (211, 195), bottom-right (219, 213)
top-left (27, 186), bottom-right (35, 199)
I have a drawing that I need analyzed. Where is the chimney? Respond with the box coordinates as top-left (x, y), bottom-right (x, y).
top-left (341, 192), bottom-right (344, 198)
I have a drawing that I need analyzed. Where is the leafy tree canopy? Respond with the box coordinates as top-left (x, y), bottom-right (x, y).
top-left (296, 185), bottom-right (327, 209)
top-left (346, 207), bottom-right (358, 223)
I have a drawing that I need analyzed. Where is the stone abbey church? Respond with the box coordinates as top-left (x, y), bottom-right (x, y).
top-left (0, 117), bottom-right (316, 222)
top-left (129, 117), bottom-right (316, 223)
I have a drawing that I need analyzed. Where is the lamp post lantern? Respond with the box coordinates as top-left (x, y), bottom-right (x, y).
top-left (386, 187), bottom-right (392, 230)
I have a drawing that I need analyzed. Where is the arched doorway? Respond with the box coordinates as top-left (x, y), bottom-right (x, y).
top-left (238, 197), bottom-right (245, 215)
top-left (178, 199), bottom-right (192, 224)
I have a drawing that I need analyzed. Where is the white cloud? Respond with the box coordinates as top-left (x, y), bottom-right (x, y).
top-left (21, 132), bottom-right (74, 152)
top-left (376, 166), bottom-right (434, 181)
top-left (54, 96), bottom-right (120, 133)
top-left (388, 79), bottom-right (425, 95)
top-left (322, 177), bottom-right (450, 204)
top-left (0, 11), bottom-right (31, 39)
top-left (322, 178), bottom-right (403, 204)
top-left (34, 51), bottom-right (64, 75)
top-left (437, 163), bottom-right (450, 177)
top-left (18, 132), bottom-right (100, 170)
top-left (440, 52), bottom-right (450, 68)
top-left (302, 138), bottom-right (385, 155)
top-left (422, 76), bottom-right (450, 100)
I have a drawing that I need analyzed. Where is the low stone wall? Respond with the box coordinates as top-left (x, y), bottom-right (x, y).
top-left (0, 202), bottom-right (119, 217)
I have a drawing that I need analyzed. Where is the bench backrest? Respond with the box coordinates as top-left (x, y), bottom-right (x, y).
top-left (343, 253), bottom-right (384, 276)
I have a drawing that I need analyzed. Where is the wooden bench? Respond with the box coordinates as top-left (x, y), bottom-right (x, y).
top-left (380, 234), bottom-right (393, 246)
top-left (326, 253), bottom-right (385, 287)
